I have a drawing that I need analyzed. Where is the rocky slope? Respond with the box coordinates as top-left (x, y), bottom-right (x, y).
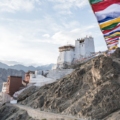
top-left (0, 68), bottom-right (25, 91)
top-left (0, 92), bottom-right (2, 103)
top-left (0, 49), bottom-right (120, 120)
top-left (17, 48), bottom-right (120, 120)
top-left (0, 104), bottom-right (37, 120)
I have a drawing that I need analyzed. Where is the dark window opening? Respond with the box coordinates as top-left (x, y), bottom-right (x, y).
top-left (80, 40), bottom-right (84, 43)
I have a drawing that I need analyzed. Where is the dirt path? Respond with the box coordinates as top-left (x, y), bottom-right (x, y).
top-left (7, 104), bottom-right (84, 120)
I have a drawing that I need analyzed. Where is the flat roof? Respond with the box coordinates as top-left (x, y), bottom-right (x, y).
top-left (26, 71), bottom-right (35, 74)
top-left (76, 36), bottom-right (93, 41)
top-left (59, 45), bottom-right (75, 49)
top-left (8, 76), bottom-right (22, 78)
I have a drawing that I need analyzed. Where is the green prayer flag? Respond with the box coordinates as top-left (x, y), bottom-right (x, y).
top-left (89, 0), bottom-right (103, 4)
top-left (102, 23), bottom-right (119, 31)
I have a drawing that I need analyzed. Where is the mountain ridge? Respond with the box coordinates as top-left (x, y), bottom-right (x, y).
top-left (0, 62), bottom-right (54, 72)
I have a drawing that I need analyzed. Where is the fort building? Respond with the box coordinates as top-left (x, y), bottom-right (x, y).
top-left (57, 36), bottom-right (95, 68)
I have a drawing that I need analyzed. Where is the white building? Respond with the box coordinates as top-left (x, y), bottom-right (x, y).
top-left (57, 45), bottom-right (75, 65)
top-left (57, 36), bottom-right (95, 68)
top-left (13, 69), bottom-right (74, 99)
top-left (2, 82), bottom-right (7, 93)
top-left (75, 36), bottom-right (95, 59)
top-left (1, 82), bottom-right (11, 103)
top-left (28, 70), bottom-right (56, 86)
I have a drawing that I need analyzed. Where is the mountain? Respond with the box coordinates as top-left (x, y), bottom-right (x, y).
top-left (16, 48), bottom-right (120, 120)
top-left (0, 62), bottom-right (54, 72)
top-left (0, 62), bottom-right (9, 69)
top-left (36, 64), bottom-right (55, 70)
top-left (0, 68), bottom-right (25, 91)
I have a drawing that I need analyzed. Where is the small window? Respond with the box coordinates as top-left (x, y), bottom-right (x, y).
top-left (80, 40), bottom-right (84, 43)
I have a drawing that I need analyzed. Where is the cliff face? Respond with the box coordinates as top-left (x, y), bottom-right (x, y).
top-left (0, 68), bottom-right (25, 91)
top-left (17, 48), bottom-right (120, 120)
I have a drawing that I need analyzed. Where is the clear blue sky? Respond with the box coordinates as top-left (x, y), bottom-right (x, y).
top-left (0, 0), bottom-right (109, 66)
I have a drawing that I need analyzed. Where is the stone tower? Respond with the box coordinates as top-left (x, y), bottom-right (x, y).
top-left (75, 36), bottom-right (95, 60)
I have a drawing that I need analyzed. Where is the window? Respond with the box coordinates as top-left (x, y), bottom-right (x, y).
top-left (80, 40), bottom-right (84, 43)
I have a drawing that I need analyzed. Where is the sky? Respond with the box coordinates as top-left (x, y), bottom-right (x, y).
top-left (0, 0), bottom-right (110, 66)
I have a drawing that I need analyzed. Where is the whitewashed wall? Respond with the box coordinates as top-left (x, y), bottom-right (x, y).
top-left (57, 49), bottom-right (74, 64)
top-left (65, 50), bottom-right (74, 64)
top-left (30, 75), bottom-right (50, 83)
top-left (80, 41), bottom-right (86, 58)
top-left (29, 73), bottom-right (36, 82)
top-left (1, 93), bottom-right (11, 103)
top-left (57, 52), bottom-right (65, 64)
top-left (84, 37), bottom-right (95, 57)
top-left (74, 40), bottom-right (80, 59)
top-left (47, 69), bottom-right (74, 80)
top-left (75, 37), bottom-right (95, 60)
top-left (2, 82), bottom-right (7, 93)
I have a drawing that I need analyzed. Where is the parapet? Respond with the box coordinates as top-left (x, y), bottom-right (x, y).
top-left (59, 45), bottom-right (75, 52)
top-left (76, 36), bottom-right (93, 41)
top-left (8, 76), bottom-right (22, 78)
top-left (26, 71), bottom-right (35, 75)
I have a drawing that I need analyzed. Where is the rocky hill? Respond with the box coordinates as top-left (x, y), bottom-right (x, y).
top-left (0, 105), bottom-right (37, 120)
top-left (0, 48), bottom-right (120, 120)
top-left (0, 68), bottom-right (25, 91)
top-left (17, 48), bottom-right (120, 120)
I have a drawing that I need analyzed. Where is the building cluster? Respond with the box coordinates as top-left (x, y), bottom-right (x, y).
top-left (1, 70), bottom-right (49, 103)
top-left (2, 76), bottom-right (24, 103)
top-left (56, 36), bottom-right (95, 68)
